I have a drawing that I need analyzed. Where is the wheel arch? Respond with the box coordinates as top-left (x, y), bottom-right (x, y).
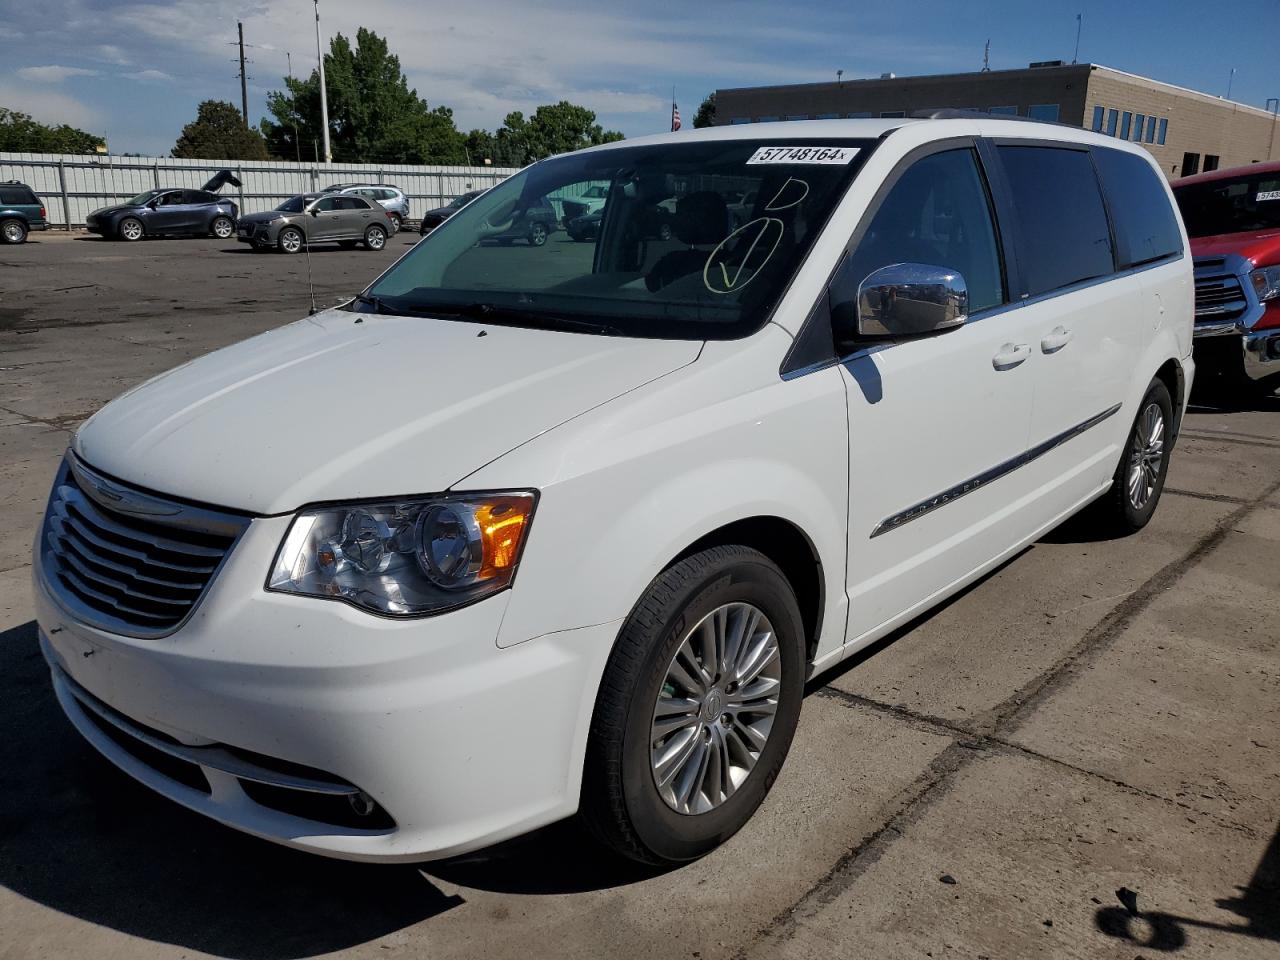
top-left (1153, 356), bottom-right (1185, 447)
top-left (671, 516), bottom-right (826, 663)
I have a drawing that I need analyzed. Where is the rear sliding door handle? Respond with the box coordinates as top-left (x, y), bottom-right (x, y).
top-left (1040, 326), bottom-right (1073, 353)
top-left (992, 343), bottom-right (1030, 370)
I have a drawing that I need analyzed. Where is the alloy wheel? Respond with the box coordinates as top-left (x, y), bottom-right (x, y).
top-left (1, 220), bottom-right (24, 243)
top-left (120, 219), bottom-right (143, 241)
top-left (366, 227), bottom-right (386, 250)
top-left (650, 602), bottom-right (781, 815)
top-left (1127, 401), bottom-right (1165, 510)
top-left (212, 217), bottom-right (233, 239)
top-left (280, 229), bottom-right (302, 253)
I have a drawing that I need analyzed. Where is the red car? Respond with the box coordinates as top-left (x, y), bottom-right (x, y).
top-left (1172, 162), bottom-right (1280, 396)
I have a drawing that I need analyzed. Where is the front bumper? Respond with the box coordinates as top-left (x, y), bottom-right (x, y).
top-left (34, 511), bottom-right (618, 862)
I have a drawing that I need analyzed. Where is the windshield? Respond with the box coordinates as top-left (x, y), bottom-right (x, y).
top-left (365, 139), bottom-right (873, 339)
top-left (448, 191), bottom-right (480, 209)
top-left (1174, 171), bottom-right (1280, 238)
top-left (126, 190), bottom-right (162, 206)
top-left (276, 195), bottom-right (317, 213)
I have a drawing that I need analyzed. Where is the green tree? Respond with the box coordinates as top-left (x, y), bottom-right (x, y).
top-left (693, 93), bottom-right (717, 128)
top-left (0, 107), bottom-right (104, 153)
top-left (171, 100), bottom-right (269, 160)
top-left (262, 28), bottom-right (466, 163)
top-left (488, 102), bottom-right (624, 166)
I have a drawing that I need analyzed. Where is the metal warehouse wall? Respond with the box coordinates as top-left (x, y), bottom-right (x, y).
top-left (0, 153), bottom-right (520, 228)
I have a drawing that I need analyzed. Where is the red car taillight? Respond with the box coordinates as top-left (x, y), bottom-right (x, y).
top-left (39, 206), bottom-right (46, 219)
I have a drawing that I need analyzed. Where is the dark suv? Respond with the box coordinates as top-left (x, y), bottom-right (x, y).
top-left (0, 181), bottom-right (49, 244)
top-left (86, 188), bottom-right (239, 241)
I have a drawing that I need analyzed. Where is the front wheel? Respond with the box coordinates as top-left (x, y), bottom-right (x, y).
top-left (581, 545), bottom-right (805, 865)
top-left (1092, 378), bottom-right (1173, 534)
top-left (210, 216), bottom-right (234, 239)
top-left (118, 217), bottom-right (144, 242)
top-left (527, 222), bottom-right (548, 246)
top-left (363, 225), bottom-right (387, 250)
top-left (277, 227), bottom-right (303, 254)
top-left (0, 218), bottom-right (27, 244)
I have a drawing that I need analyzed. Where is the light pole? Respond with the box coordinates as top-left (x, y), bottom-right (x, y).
top-left (1268, 98), bottom-right (1279, 161)
top-left (314, 0), bottom-right (331, 163)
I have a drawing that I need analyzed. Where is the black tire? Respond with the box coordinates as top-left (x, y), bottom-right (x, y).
top-left (528, 222), bottom-right (548, 246)
top-left (0, 218), bottom-right (27, 244)
top-left (363, 225), bottom-right (387, 250)
top-left (388, 213), bottom-right (402, 234)
top-left (1092, 377), bottom-right (1174, 534)
top-left (118, 217), bottom-right (144, 242)
top-left (277, 227), bottom-right (303, 254)
top-left (581, 545), bottom-right (805, 865)
top-left (657, 222), bottom-right (672, 241)
top-left (210, 216), bottom-right (234, 239)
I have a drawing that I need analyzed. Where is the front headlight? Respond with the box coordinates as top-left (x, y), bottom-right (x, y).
top-left (1249, 264), bottom-right (1280, 303)
top-left (268, 492), bottom-right (536, 616)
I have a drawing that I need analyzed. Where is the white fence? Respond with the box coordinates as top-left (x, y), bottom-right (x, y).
top-left (0, 153), bottom-right (520, 228)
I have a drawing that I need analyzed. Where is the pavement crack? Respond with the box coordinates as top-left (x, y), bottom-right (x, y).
top-left (1181, 432), bottom-right (1280, 450)
top-left (1165, 487), bottom-right (1249, 505)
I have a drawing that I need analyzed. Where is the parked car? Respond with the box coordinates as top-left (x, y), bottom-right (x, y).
top-left (235, 193), bottom-right (392, 253)
top-left (0, 180), bottom-right (49, 244)
top-left (323, 183), bottom-right (410, 233)
top-left (34, 118), bottom-right (1192, 869)
top-left (86, 188), bottom-right (238, 241)
top-left (419, 189), bottom-right (485, 235)
top-left (478, 196), bottom-right (558, 246)
top-left (566, 203), bottom-right (673, 242)
top-left (1171, 161), bottom-right (1280, 396)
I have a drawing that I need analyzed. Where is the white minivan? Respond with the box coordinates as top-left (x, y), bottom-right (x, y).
top-left (34, 116), bottom-right (1193, 866)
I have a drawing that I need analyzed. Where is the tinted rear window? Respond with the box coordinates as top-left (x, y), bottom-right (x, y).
top-left (997, 146), bottom-right (1115, 296)
top-left (0, 187), bottom-right (37, 205)
top-left (1093, 148), bottom-right (1182, 266)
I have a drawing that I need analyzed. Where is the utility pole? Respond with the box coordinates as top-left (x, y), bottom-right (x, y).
top-left (314, 0), bottom-right (331, 163)
top-left (1072, 14), bottom-right (1082, 64)
top-left (237, 22), bottom-right (249, 128)
top-left (1227, 67), bottom-right (1237, 100)
top-left (982, 39), bottom-right (990, 73)
top-left (1267, 98), bottom-right (1279, 161)
top-left (287, 52), bottom-right (301, 163)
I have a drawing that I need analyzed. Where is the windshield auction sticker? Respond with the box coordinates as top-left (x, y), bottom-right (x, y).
top-left (746, 146), bottom-right (860, 165)
top-left (1256, 190), bottom-right (1280, 202)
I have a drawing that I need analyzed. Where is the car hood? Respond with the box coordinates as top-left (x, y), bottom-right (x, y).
top-left (238, 210), bottom-right (289, 225)
top-left (73, 308), bottom-right (702, 514)
top-left (1190, 229), bottom-right (1280, 265)
top-left (87, 204), bottom-right (139, 218)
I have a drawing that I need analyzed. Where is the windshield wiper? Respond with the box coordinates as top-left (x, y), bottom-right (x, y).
top-left (353, 292), bottom-right (396, 313)
top-left (404, 300), bottom-right (623, 336)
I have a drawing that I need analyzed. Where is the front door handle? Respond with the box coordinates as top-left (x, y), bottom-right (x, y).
top-left (1041, 326), bottom-right (1073, 354)
top-left (992, 343), bottom-right (1030, 370)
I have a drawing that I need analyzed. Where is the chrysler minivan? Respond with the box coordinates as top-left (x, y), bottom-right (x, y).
top-left (34, 116), bottom-right (1193, 866)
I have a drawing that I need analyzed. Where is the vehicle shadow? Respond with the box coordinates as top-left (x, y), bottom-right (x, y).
top-left (0, 619), bottom-right (462, 960)
top-left (1093, 820), bottom-right (1279, 952)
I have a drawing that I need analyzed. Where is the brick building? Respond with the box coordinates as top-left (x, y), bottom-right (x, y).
top-left (714, 62), bottom-right (1280, 178)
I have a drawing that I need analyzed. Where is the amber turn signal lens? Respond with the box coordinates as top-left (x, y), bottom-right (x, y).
top-left (475, 496), bottom-right (535, 580)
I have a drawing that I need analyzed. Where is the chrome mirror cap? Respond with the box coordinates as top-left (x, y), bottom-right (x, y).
top-left (856, 262), bottom-right (969, 338)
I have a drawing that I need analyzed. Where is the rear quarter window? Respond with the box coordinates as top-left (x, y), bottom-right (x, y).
top-left (996, 145), bottom-right (1115, 296)
top-left (0, 187), bottom-right (37, 205)
top-left (1092, 148), bottom-right (1182, 267)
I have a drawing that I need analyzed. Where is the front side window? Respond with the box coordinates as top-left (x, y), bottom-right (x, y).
top-left (1174, 171), bottom-right (1280, 238)
top-left (1093, 147), bottom-right (1183, 266)
top-left (838, 148), bottom-right (1004, 314)
top-left (312, 196), bottom-right (337, 212)
top-left (157, 191), bottom-right (186, 207)
top-left (366, 138), bottom-right (876, 340)
top-left (997, 145), bottom-right (1114, 296)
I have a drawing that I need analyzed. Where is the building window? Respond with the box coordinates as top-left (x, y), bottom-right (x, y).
top-left (729, 118), bottom-right (751, 125)
top-left (1158, 118), bottom-right (1168, 145)
top-left (989, 105), bottom-right (1018, 115)
top-left (1107, 109), bottom-right (1119, 135)
top-left (1204, 154), bottom-right (1220, 172)
top-left (846, 111), bottom-right (873, 118)
top-left (786, 115), bottom-right (810, 121)
top-left (816, 113), bottom-right (839, 120)
top-left (1091, 105), bottom-right (1105, 131)
top-left (1121, 112), bottom-right (1132, 139)
top-left (1133, 114), bottom-right (1145, 141)
top-left (1182, 152), bottom-right (1201, 176)
top-left (880, 111), bottom-right (906, 118)
top-left (757, 116), bottom-right (779, 122)
top-left (1028, 103), bottom-right (1060, 122)
top-left (1145, 118), bottom-right (1156, 144)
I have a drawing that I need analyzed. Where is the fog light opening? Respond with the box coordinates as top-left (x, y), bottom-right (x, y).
top-left (348, 790), bottom-right (377, 818)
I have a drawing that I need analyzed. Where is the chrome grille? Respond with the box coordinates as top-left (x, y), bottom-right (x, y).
top-left (39, 456), bottom-right (250, 638)
top-left (1192, 254), bottom-right (1258, 334)
top-left (1194, 274), bottom-right (1247, 320)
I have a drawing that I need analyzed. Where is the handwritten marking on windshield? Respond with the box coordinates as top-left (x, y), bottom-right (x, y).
top-left (703, 218), bottom-right (784, 294)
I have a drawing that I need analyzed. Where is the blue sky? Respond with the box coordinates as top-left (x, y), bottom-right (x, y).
top-left (2, 0), bottom-right (1279, 157)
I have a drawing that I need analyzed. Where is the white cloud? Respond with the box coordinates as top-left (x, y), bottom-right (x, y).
top-left (16, 64), bottom-right (98, 83)
top-left (93, 44), bottom-right (132, 65)
top-left (0, 83), bottom-right (96, 128)
top-left (122, 69), bottom-right (173, 82)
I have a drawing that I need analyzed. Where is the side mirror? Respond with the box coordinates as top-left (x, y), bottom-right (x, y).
top-left (309, 208), bottom-right (320, 217)
top-left (852, 263), bottom-right (968, 338)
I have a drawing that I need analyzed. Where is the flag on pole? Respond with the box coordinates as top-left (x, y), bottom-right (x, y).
top-left (671, 100), bottom-right (681, 132)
